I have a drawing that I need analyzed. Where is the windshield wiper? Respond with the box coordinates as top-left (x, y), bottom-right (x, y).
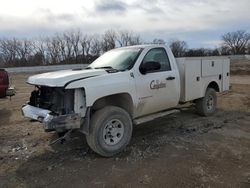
top-left (94, 66), bottom-right (114, 69)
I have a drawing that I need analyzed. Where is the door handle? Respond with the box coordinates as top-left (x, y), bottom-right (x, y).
top-left (166, 76), bottom-right (175, 80)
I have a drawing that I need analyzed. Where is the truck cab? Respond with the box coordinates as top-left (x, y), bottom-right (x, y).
top-left (22, 45), bottom-right (230, 157)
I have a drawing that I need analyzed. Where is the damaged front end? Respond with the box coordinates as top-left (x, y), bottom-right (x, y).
top-left (22, 86), bottom-right (86, 132)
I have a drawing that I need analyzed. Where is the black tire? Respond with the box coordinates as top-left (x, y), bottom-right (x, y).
top-left (0, 89), bottom-right (6, 98)
top-left (195, 88), bottom-right (217, 116)
top-left (86, 106), bottom-right (132, 157)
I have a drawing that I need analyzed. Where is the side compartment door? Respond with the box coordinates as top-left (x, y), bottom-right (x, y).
top-left (222, 59), bottom-right (230, 91)
top-left (134, 47), bottom-right (179, 117)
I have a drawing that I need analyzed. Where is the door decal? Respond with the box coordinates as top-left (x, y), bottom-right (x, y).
top-left (150, 80), bottom-right (166, 90)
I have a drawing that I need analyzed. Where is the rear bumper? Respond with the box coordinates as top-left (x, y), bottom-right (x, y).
top-left (22, 104), bottom-right (81, 131)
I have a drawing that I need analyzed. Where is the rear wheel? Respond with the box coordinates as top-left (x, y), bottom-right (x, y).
top-left (195, 88), bottom-right (217, 116)
top-left (86, 106), bottom-right (132, 157)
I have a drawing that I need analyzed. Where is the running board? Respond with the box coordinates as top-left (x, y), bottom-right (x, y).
top-left (133, 109), bottom-right (180, 125)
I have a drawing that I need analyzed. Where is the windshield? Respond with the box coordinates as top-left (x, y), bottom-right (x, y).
top-left (89, 48), bottom-right (143, 71)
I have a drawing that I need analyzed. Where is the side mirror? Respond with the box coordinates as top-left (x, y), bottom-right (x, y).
top-left (139, 61), bottom-right (161, 74)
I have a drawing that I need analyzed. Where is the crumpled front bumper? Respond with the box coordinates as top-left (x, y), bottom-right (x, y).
top-left (22, 105), bottom-right (81, 131)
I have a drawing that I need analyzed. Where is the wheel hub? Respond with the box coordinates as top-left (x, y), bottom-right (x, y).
top-left (206, 95), bottom-right (214, 111)
top-left (103, 119), bottom-right (124, 145)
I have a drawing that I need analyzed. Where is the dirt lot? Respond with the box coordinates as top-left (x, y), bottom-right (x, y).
top-left (0, 72), bottom-right (250, 188)
top-left (230, 59), bottom-right (250, 75)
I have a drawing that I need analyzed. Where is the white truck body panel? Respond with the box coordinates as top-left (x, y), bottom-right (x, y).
top-left (176, 57), bottom-right (230, 102)
top-left (27, 69), bottom-right (107, 87)
top-left (65, 71), bottom-right (138, 110)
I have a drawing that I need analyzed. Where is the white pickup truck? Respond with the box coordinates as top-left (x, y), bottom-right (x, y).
top-left (22, 45), bottom-right (230, 157)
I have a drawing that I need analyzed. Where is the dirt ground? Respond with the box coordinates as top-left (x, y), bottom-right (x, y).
top-left (230, 59), bottom-right (250, 75)
top-left (0, 72), bottom-right (250, 188)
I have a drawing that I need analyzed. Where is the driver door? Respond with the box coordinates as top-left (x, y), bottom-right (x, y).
top-left (134, 47), bottom-right (179, 117)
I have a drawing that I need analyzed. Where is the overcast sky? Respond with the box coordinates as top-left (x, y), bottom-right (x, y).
top-left (0, 0), bottom-right (249, 48)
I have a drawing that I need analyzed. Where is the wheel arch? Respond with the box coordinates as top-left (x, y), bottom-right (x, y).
top-left (91, 93), bottom-right (134, 118)
top-left (204, 81), bottom-right (220, 94)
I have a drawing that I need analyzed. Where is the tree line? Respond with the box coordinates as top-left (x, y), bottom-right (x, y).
top-left (0, 29), bottom-right (249, 67)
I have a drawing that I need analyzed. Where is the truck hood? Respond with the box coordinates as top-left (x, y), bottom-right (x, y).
top-left (27, 69), bottom-right (107, 87)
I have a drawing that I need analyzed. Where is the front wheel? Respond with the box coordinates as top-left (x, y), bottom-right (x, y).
top-left (195, 88), bottom-right (217, 116)
top-left (86, 106), bottom-right (133, 157)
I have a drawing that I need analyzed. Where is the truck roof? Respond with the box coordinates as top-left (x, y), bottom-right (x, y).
top-left (115, 44), bottom-right (166, 50)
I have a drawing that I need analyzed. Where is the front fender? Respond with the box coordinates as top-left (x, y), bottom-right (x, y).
top-left (65, 72), bottom-right (137, 107)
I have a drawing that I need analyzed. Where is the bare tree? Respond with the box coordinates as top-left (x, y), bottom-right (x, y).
top-left (0, 54), bottom-right (4, 67)
top-left (117, 30), bottom-right (130, 47)
top-left (84, 36), bottom-right (92, 57)
top-left (54, 35), bottom-right (66, 63)
top-left (68, 30), bottom-right (81, 63)
top-left (169, 39), bottom-right (188, 57)
top-left (91, 36), bottom-right (102, 57)
top-left (0, 38), bottom-right (20, 65)
top-left (152, 38), bottom-right (165, 45)
top-left (15, 39), bottom-right (34, 64)
top-left (101, 30), bottom-right (117, 52)
top-left (247, 42), bottom-right (250, 54)
top-left (45, 37), bottom-right (61, 64)
top-left (218, 46), bottom-right (230, 56)
top-left (33, 38), bottom-right (47, 65)
top-left (222, 30), bottom-right (250, 55)
top-left (80, 34), bottom-right (93, 58)
top-left (130, 34), bottom-right (142, 46)
top-left (63, 33), bottom-right (74, 60)
top-left (0, 39), bottom-right (13, 63)
top-left (117, 30), bottom-right (142, 47)
top-left (185, 48), bottom-right (219, 57)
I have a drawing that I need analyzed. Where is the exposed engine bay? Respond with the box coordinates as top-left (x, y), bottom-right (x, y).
top-left (22, 86), bottom-right (86, 132)
top-left (29, 86), bottom-right (74, 115)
